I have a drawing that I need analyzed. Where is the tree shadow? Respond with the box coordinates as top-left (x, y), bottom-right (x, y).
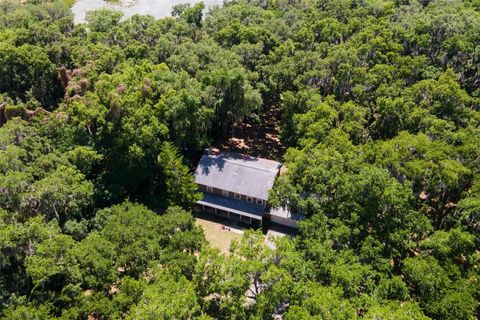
top-left (213, 106), bottom-right (285, 161)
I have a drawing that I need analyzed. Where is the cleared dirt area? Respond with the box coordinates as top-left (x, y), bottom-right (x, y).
top-left (195, 217), bottom-right (243, 254)
top-left (215, 106), bottom-right (285, 161)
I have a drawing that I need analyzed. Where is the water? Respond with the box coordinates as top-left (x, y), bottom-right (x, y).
top-left (71, 0), bottom-right (224, 23)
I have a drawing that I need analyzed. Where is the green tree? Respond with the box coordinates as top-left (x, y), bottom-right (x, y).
top-left (402, 256), bottom-right (450, 306)
top-left (87, 9), bottom-right (123, 33)
top-left (24, 166), bottom-right (93, 222)
top-left (286, 284), bottom-right (356, 320)
top-left (0, 43), bottom-right (60, 104)
top-left (25, 233), bottom-right (80, 292)
top-left (363, 301), bottom-right (430, 320)
top-left (73, 232), bottom-right (118, 290)
top-left (128, 271), bottom-right (200, 320)
top-left (158, 142), bottom-right (201, 210)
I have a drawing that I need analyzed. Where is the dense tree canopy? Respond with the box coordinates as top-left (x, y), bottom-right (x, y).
top-left (0, 0), bottom-right (478, 318)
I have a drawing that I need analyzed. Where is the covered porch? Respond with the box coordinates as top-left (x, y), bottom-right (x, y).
top-left (197, 193), bottom-right (264, 227)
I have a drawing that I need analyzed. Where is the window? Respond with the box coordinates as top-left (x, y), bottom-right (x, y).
top-left (256, 199), bottom-right (264, 206)
top-left (207, 186), bottom-right (214, 193)
top-left (230, 213), bottom-right (240, 221)
top-left (246, 196), bottom-right (253, 203)
top-left (234, 193), bottom-right (241, 200)
top-left (216, 209), bottom-right (228, 217)
top-left (241, 215), bottom-right (251, 224)
top-left (222, 190), bottom-right (229, 197)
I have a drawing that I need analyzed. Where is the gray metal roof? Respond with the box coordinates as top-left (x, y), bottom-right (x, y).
top-left (198, 193), bottom-right (264, 220)
top-left (195, 152), bottom-right (282, 200)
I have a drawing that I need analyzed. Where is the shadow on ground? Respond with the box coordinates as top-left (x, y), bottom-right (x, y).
top-left (215, 106), bottom-right (285, 161)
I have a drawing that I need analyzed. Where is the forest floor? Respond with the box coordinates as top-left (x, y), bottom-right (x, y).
top-left (215, 106), bottom-right (285, 161)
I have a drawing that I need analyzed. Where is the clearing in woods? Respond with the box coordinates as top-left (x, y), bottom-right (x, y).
top-left (199, 106), bottom-right (287, 253)
top-left (195, 216), bottom-right (243, 254)
top-left (215, 106), bottom-right (285, 161)
top-left (195, 215), bottom-right (296, 254)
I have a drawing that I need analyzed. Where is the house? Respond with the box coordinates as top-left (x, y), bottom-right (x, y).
top-left (194, 150), bottom-right (302, 228)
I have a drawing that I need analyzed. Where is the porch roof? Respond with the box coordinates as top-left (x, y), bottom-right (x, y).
top-left (197, 193), bottom-right (264, 221)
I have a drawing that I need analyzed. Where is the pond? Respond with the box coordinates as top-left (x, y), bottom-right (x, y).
top-left (71, 0), bottom-right (224, 23)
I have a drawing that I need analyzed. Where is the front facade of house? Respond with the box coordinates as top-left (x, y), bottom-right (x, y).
top-left (194, 150), bottom-right (301, 228)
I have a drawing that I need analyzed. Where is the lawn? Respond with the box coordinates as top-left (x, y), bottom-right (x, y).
top-left (195, 217), bottom-right (242, 254)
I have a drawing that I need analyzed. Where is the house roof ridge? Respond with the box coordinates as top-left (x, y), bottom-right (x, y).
top-left (218, 156), bottom-right (281, 173)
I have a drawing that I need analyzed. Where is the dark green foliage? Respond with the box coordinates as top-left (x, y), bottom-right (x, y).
top-left (0, 44), bottom-right (60, 105)
top-left (128, 270), bottom-right (200, 319)
top-left (86, 8), bottom-right (123, 33)
top-left (158, 142), bottom-right (201, 210)
top-left (0, 0), bottom-right (479, 319)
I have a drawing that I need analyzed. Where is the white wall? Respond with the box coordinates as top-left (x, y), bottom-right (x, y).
top-left (270, 215), bottom-right (299, 229)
